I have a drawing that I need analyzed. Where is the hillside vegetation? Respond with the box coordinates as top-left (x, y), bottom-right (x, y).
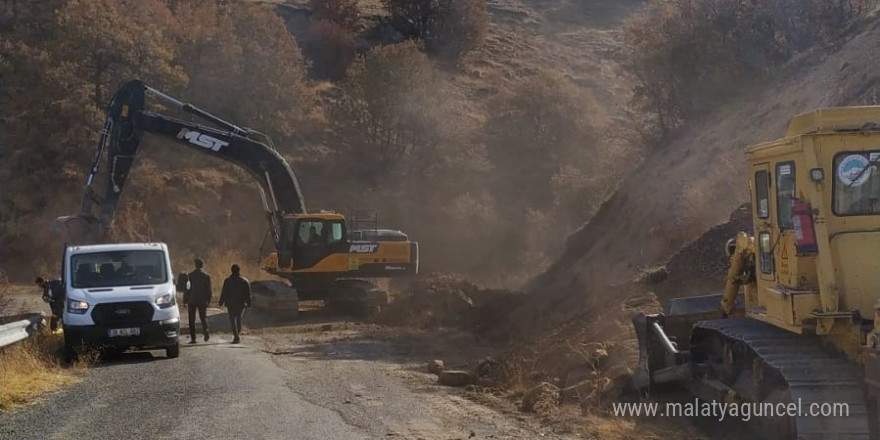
top-left (0, 0), bottom-right (636, 284)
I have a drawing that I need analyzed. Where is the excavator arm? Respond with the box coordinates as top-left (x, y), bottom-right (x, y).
top-left (58, 80), bottom-right (307, 249)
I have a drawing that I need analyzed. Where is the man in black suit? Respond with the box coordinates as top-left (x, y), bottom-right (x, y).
top-left (185, 258), bottom-right (212, 343)
top-left (219, 264), bottom-right (251, 344)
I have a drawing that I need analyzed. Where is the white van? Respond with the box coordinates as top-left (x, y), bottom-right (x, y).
top-left (62, 242), bottom-right (180, 359)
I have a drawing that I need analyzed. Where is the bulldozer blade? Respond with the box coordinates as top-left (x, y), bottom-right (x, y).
top-left (664, 292), bottom-right (743, 316)
top-left (632, 313), bottom-right (653, 390)
top-left (51, 214), bottom-right (103, 246)
top-left (633, 293), bottom-right (745, 390)
top-left (661, 293), bottom-right (744, 352)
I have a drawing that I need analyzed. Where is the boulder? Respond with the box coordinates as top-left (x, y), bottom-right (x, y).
top-left (475, 356), bottom-right (498, 377)
top-left (438, 370), bottom-right (474, 387)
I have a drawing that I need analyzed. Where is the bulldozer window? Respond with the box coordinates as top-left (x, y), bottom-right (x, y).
top-left (759, 231), bottom-right (773, 274)
top-left (776, 162), bottom-right (795, 228)
top-left (833, 151), bottom-right (880, 216)
top-left (755, 170), bottom-right (770, 219)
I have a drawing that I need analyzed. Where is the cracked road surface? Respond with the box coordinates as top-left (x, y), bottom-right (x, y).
top-left (0, 307), bottom-right (572, 440)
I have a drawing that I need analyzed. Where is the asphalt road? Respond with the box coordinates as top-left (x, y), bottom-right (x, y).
top-left (0, 334), bottom-right (370, 440)
top-left (0, 303), bottom-right (570, 440)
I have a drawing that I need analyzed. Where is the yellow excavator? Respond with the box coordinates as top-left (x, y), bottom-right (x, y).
top-left (54, 80), bottom-right (419, 316)
top-left (634, 107), bottom-right (880, 439)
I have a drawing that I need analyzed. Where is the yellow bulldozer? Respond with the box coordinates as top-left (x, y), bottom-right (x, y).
top-left (634, 107), bottom-right (880, 439)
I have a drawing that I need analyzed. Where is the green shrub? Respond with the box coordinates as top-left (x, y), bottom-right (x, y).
top-left (382, 0), bottom-right (489, 61)
top-left (625, 0), bottom-right (879, 141)
top-left (303, 19), bottom-right (356, 80)
top-left (309, 0), bottom-right (361, 33)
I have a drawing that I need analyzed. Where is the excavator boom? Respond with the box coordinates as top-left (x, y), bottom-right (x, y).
top-left (62, 79), bottom-right (307, 248)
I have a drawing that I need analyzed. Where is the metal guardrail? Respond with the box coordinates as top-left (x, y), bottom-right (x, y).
top-left (0, 313), bottom-right (45, 349)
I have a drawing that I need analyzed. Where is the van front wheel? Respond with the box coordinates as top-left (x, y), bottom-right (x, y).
top-left (166, 343), bottom-right (180, 359)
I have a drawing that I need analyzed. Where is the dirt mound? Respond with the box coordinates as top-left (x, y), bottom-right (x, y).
top-left (650, 203), bottom-right (751, 302)
top-left (376, 273), bottom-right (523, 339)
top-left (471, 281), bottom-right (660, 418)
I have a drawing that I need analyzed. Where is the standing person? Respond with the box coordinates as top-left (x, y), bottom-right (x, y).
top-left (218, 264), bottom-right (251, 344)
top-left (35, 276), bottom-right (65, 331)
top-left (186, 258), bottom-right (212, 343)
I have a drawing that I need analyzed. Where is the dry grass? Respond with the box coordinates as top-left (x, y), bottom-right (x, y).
top-left (0, 329), bottom-right (90, 411)
top-left (174, 248), bottom-right (269, 305)
top-left (203, 248), bottom-right (265, 295)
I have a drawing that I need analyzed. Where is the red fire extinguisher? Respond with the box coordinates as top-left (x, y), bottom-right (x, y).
top-left (792, 200), bottom-right (818, 254)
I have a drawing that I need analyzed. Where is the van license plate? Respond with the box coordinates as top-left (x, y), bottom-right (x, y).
top-left (108, 327), bottom-right (140, 337)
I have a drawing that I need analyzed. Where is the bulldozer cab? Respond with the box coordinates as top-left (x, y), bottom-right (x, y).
top-left (278, 213), bottom-right (348, 269)
top-left (745, 106), bottom-right (880, 335)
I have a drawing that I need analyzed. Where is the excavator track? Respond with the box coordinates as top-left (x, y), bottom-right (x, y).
top-left (691, 318), bottom-right (870, 440)
top-left (251, 280), bottom-right (299, 320)
top-left (325, 279), bottom-right (389, 317)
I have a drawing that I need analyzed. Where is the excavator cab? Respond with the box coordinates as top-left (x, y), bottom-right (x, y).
top-left (269, 211), bottom-right (419, 279)
top-left (277, 213), bottom-right (348, 269)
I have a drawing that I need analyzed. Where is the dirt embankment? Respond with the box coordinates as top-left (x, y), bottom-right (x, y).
top-left (376, 273), bottom-right (524, 341)
top-left (650, 203), bottom-right (752, 302)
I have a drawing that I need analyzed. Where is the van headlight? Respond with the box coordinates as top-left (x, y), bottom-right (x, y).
top-left (68, 299), bottom-right (90, 314)
top-left (156, 293), bottom-right (176, 309)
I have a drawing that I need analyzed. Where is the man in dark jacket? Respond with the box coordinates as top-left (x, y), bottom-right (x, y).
top-left (186, 258), bottom-right (212, 343)
top-left (218, 264), bottom-right (251, 344)
top-left (35, 276), bottom-right (65, 331)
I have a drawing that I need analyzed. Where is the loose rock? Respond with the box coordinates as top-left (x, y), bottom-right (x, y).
top-left (438, 370), bottom-right (474, 387)
top-left (475, 356), bottom-right (498, 377)
top-left (428, 359), bottom-right (445, 374)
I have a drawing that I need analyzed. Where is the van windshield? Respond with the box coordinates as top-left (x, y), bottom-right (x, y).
top-left (71, 250), bottom-right (168, 288)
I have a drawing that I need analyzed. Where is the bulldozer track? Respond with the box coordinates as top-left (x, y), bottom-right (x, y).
top-left (693, 318), bottom-right (871, 440)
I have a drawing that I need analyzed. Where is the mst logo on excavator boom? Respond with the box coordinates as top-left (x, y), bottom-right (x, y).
top-left (177, 128), bottom-right (229, 152)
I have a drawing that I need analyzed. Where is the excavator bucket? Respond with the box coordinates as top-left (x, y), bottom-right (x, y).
top-left (51, 214), bottom-right (104, 246)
